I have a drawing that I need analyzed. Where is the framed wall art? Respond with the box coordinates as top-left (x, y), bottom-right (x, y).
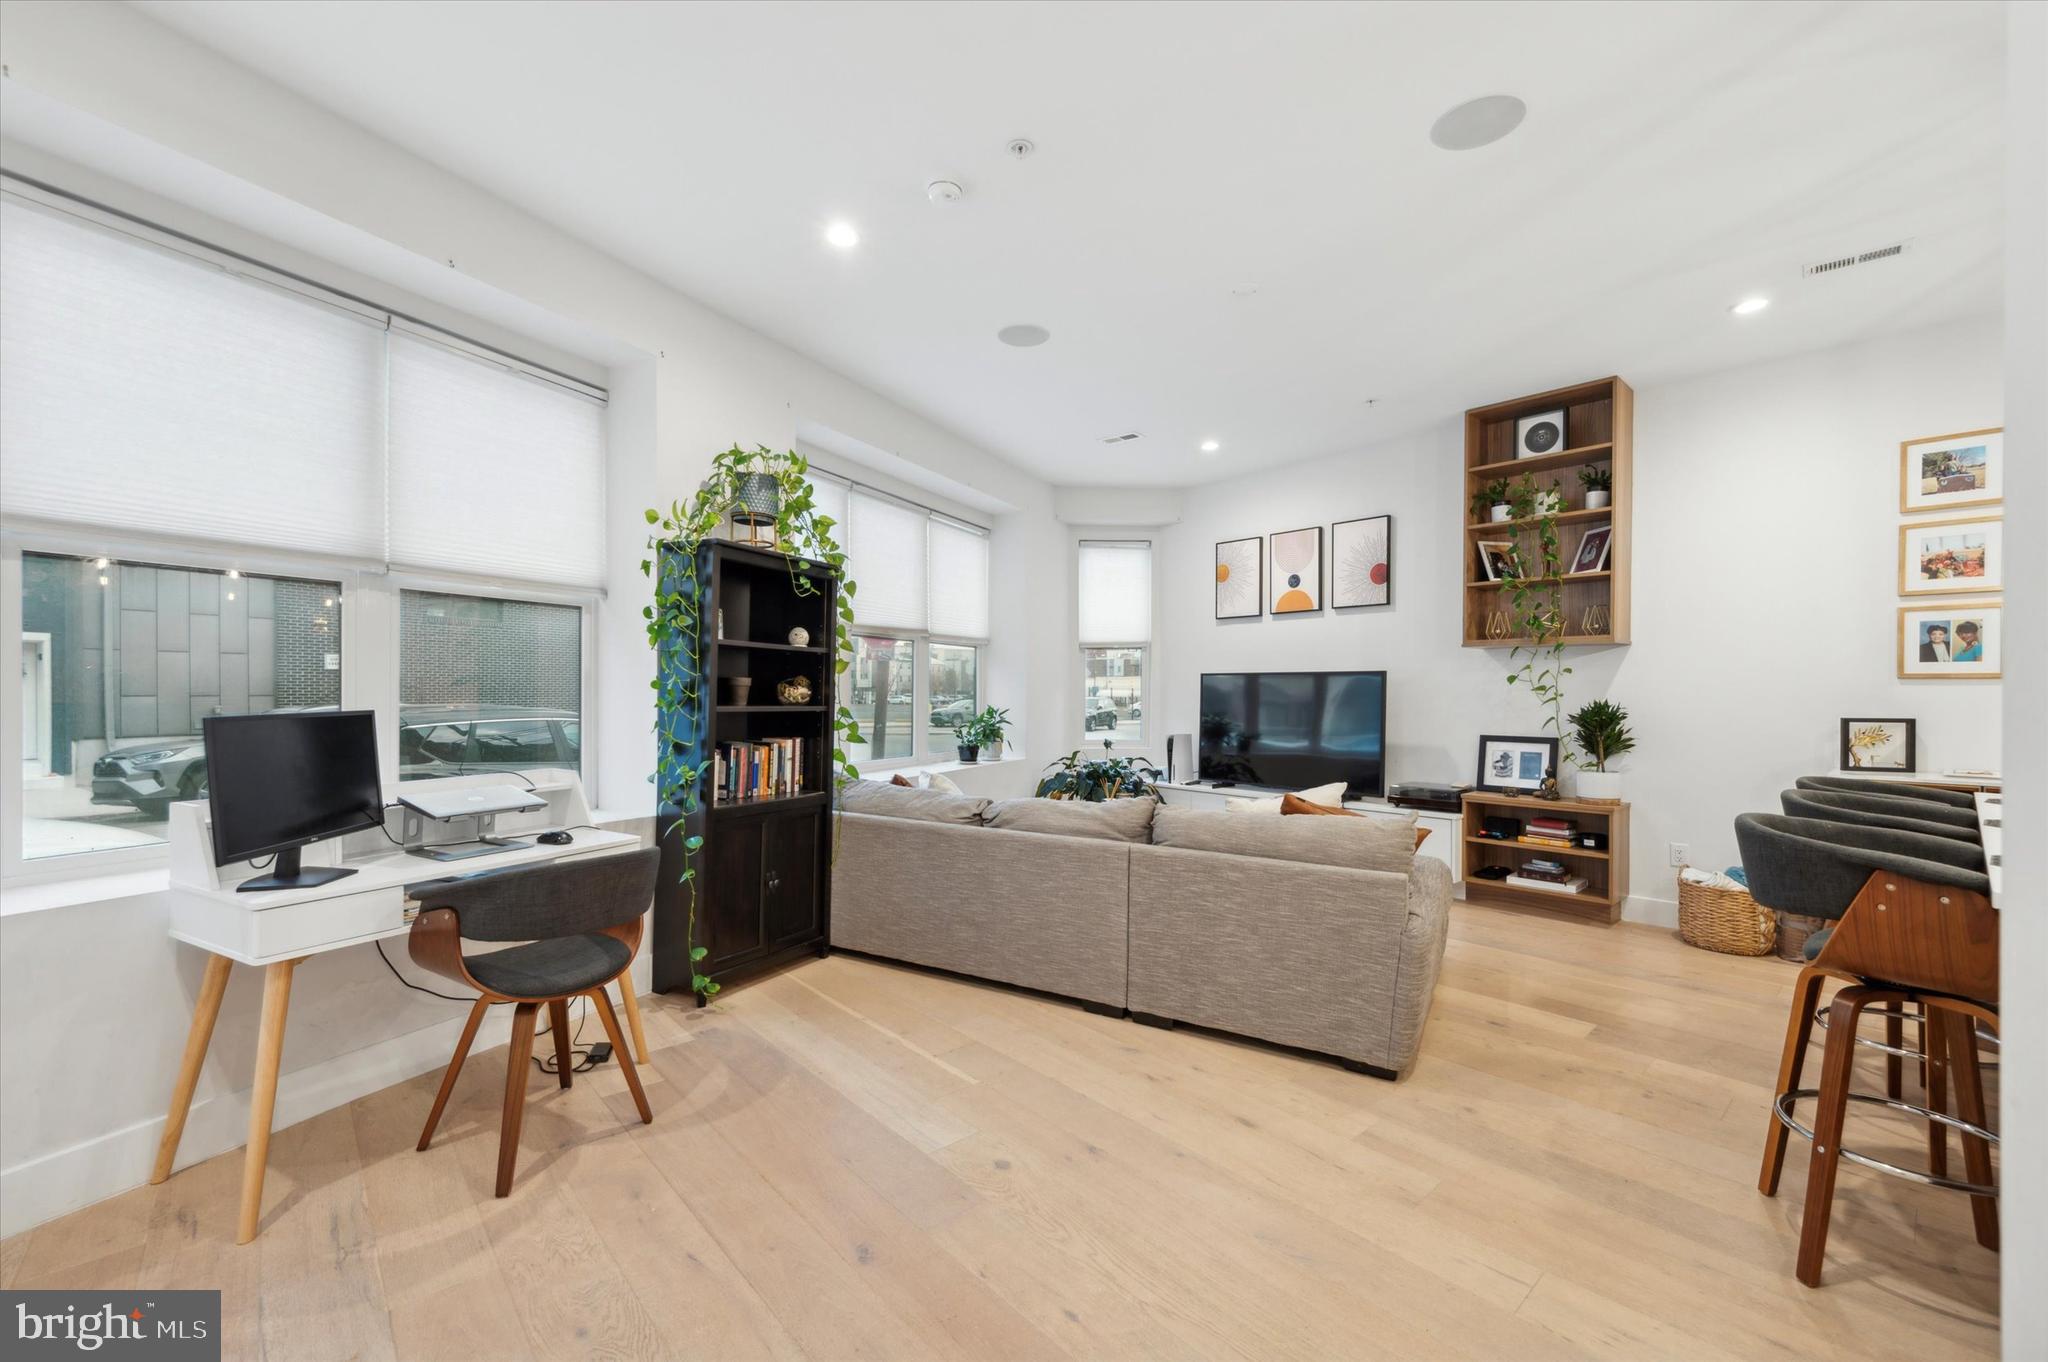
top-left (1900, 428), bottom-right (2002, 514)
top-left (1269, 526), bottom-right (1322, 613)
top-left (1899, 516), bottom-right (2001, 595)
top-left (1330, 515), bottom-right (1391, 608)
top-left (1214, 536), bottom-right (1263, 619)
top-left (1897, 600), bottom-right (2001, 679)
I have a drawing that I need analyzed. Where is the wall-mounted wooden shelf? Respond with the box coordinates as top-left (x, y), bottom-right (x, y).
top-left (1462, 377), bottom-right (1632, 647)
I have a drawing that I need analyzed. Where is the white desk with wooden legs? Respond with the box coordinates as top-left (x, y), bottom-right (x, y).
top-left (149, 777), bottom-right (649, 1244)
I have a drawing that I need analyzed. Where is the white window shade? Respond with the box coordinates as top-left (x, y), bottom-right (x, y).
top-left (804, 473), bottom-right (849, 548)
top-left (927, 519), bottom-right (990, 639)
top-left (0, 199), bottom-right (386, 560)
top-left (1079, 540), bottom-right (1152, 644)
top-left (847, 488), bottom-right (926, 629)
top-left (387, 332), bottom-right (606, 588)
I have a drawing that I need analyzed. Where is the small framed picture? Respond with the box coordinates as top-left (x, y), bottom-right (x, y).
top-left (1899, 516), bottom-right (2001, 595)
top-left (1898, 601), bottom-right (2001, 679)
top-left (1475, 540), bottom-right (1519, 582)
top-left (1476, 734), bottom-right (1559, 793)
top-left (1840, 718), bottom-right (1916, 772)
top-left (1568, 525), bottom-right (1613, 575)
top-left (1515, 408), bottom-right (1567, 458)
top-left (1330, 515), bottom-right (1391, 608)
top-left (1901, 428), bottom-right (2001, 514)
top-left (1269, 526), bottom-right (1322, 613)
top-left (1214, 536), bottom-right (1263, 619)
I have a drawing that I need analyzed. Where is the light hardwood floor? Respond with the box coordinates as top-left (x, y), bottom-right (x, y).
top-left (2, 904), bottom-right (1998, 1361)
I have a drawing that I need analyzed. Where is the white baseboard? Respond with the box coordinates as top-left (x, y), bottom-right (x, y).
top-left (1620, 893), bottom-right (1679, 928)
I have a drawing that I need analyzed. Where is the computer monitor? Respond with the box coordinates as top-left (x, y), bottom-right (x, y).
top-left (203, 710), bottom-right (384, 892)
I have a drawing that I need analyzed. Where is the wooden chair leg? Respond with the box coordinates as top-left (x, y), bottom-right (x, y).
top-left (615, 977), bottom-right (651, 1063)
top-left (1884, 1005), bottom-right (1904, 1101)
top-left (1943, 1006), bottom-right (1999, 1251)
top-left (496, 1002), bottom-right (539, 1197)
top-left (548, 998), bottom-right (574, 1089)
top-left (1926, 1008), bottom-right (1949, 1180)
top-left (587, 989), bottom-right (652, 1124)
top-left (1761, 966), bottom-right (1828, 1196)
top-left (1798, 985), bottom-right (1896, 1287)
top-left (418, 997), bottom-right (490, 1151)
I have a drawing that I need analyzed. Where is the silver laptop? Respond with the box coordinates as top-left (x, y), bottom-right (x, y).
top-left (398, 784), bottom-right (547, 820)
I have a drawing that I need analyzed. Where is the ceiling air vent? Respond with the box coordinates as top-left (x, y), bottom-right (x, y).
top-left (1803, 240), bottom-right (1911, 278)
top-left (1099, 431), bottom-right (1143, 445)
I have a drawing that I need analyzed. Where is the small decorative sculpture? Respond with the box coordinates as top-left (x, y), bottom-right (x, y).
top-left (1485, 609), bottom-right (1513, 640)
top-left (1535, 765), bottom-right (1562, 801)
top-left (1581, 604), bottom-right (1610, 636)
top-left (787, 626), bottom-right (810, 647)
top-left (777, 675), bottom-right (813, 705)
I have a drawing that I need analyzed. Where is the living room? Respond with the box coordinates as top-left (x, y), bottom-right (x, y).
top-left (0, 3), bottom-right (2040, 1360)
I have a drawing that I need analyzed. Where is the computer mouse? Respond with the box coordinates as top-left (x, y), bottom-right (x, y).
top-left (537, 831), bottom-right (573, 846)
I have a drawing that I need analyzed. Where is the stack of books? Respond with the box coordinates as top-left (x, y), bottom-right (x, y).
top-left (1507, 857), bottom-right (1589, 895)
top-left (713, 738), bottom-right (806, 804)
top-left (1517, 815), bottom-right (1577, 850)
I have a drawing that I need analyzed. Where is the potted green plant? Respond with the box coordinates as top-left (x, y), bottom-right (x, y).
top-left (1034, 741), bottom-right (1161, 801)
top-left (974, 705), bottom-right (1012, 759)
top-left (1579, 464), bottom-right (1612, 510)
top-left (1568, 699), bottom-right (1633, 801)
top-left (1470, 478), bottom-right (1513, 524)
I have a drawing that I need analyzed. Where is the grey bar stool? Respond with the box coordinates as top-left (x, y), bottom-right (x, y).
top-left (1734, 812), bottom-right (1997, 1286)
top-left (1794, 775), bottom-right (1979, 812)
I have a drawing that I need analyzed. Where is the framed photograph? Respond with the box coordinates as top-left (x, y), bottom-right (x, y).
top-left (1269, 526), bottom-right (1322, 613)
top-left (1476, 734), bottom-right (1559, 793)
top-left (1331, 515), bottom-right (1391, 608)
top-left (1899, 516), bottom-right (2001, 595)
top-left (1516, 408), bottom-right (1567, 458)
top-left (1898, 601), bottom-right (2001, 679)
top-left (1567, 525), bottom-right (1613, 575)
top-left (1475, 540), bottom-right (1518, 582)
top-left (1214, 536), bottom-right (1263, 619)
top-left (1900, 428), bottom-right (2002, 514)
top-left (1840, 718), bottom-right (1916, 772)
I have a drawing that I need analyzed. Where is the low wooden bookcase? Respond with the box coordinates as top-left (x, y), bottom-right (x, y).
top-left (1460, 792), bottom-right (1630, 924)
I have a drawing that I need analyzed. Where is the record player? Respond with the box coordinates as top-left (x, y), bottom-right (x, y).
top-left (1388, 781), bottom-right (1472, 814)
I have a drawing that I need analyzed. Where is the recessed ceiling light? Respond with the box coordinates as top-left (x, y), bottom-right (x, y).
top-left (1429, 95), bottom-right (1526, 151)
top-left (1200, 439), bottom-right (1221, 453)
top-left (824, 220), bottom-right (860, 250)
top-left (997, 324), bottom-right (1050, 347)
top-left (1730, 296), bottom-right (1771, 316)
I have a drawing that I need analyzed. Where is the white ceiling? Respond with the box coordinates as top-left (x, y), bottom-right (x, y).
top-left (134, 0), bottom-right (2005, 487)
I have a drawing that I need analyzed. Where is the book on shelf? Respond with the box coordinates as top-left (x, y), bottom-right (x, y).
top-left (712, 737), bottom-right (806, 804)
top-left (1505, 873), bottom-right (1590, 895)
top-left (1527, 817), bottom-right (1576, 834)
top-left (1516, 835), bottom-right (1575, 849)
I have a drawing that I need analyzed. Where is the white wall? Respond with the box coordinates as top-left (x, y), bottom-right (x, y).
top-left (1156, 316), bottom-right (2004, 923)
top-left (0, 0), bottom-right (1066, 1235)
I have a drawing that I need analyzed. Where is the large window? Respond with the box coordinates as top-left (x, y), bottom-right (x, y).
top-left (398, 591), bottom-right (583, 780)
top-left (821, 472), bottom-right (990, 769)
top-left (18, 554), bottom-right (341, 860)
top-left (1078, 540), bottom-right (1152, 747)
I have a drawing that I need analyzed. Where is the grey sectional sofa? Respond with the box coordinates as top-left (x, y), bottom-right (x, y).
top-left (828, 787), bottom-right (1452, 1077)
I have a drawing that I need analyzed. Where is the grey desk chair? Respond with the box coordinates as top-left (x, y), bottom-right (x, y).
top-left (1779, 789), bottom-right (1985, 845)
top-left (407, 848), bottom-right (660, 1196)
top-left (1794, 775), bottom-right (1979, 813)
top-left (1733, 813), bottom-right (1997, 1286)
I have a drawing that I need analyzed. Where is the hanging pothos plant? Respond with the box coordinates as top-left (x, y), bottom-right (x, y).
top-left (1503, 472), bottom-right (1573, 773)
top-left (641, 444), bottom-right (863, 999)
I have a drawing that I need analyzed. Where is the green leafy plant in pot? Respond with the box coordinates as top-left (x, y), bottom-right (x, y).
top-left (1578, 463), bottom-right (1612, 511)
top-left (1470, 477), bottom-right (1513, 524)
top-left (1568, 699), bottom-right (1633, 802)
top-left (1035, 741), bottom-right (1161, 801)
top-left (952, 705), bottom-right (1011, 763)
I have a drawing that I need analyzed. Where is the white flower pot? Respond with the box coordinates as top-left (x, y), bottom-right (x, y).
top-left (1576, 769), bottom-right (1624, 802)
top-left (1585, 490), bottom-right (1610, 510)
top-left (1489, 504), bottom-right (1513, 523)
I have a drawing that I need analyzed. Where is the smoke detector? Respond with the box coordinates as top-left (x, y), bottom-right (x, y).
top-left (927, 179), bottom-right (963, 204)
top-left (1803, 240), bottom-right (1912, 278)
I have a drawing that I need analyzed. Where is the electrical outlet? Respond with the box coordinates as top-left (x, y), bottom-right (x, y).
top-left (1669, 843), bottom-right (1690, 868)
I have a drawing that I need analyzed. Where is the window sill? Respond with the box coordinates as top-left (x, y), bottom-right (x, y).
top-left (1, 866), bottom-right (172, 918)
top-left (877, 753), bottom-right (1030, 781)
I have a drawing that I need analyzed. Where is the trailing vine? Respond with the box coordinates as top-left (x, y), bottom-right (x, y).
top-left (1503, 472), bottom-right (1573, 772)
top-left (642, 445), bottom-right (862, 999)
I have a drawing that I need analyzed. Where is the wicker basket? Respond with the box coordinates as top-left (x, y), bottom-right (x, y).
top-left (1773, 911), bottom-right (1828, 964)
top-left (1676, 875), bottom-right (1776, 956)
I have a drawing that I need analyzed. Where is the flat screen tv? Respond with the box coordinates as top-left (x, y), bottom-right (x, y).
top-left (1198, 670), bottom-right (1387, 799)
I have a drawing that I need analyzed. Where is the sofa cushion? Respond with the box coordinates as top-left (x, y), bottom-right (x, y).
top-left (1225, 780), bottom-right (1348, 814)
top-left (984, 794), bottom-right (1158, 843)
top-left (1281, 793), bottom-right (1431, 848)
top-left (1153, 805), bottom-right (1416, 873)
top-left (839, 779), bottom-right (990, 825)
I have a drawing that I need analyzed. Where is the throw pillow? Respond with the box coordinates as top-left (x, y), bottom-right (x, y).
top-left (983, 795), bottom-right (1158, 843)
top-left (1152, 805), bottom-right (1417, 874)
top-left (1224, 780), bottom-right (1348, 815)
top-left (839, 779), bottom-right (990, 825)
top-left (890, 773), bottom-right (915, 787)
top-left (927, 771), bottom-right (965, 795)
top-left (1281, 793), bottom-right (1430, 847)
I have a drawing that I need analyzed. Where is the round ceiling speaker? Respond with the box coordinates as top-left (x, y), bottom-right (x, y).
top-left (1429, 95), bottom-right (1527, 151)
top-left (997, 324), bottom-right (1050, 347)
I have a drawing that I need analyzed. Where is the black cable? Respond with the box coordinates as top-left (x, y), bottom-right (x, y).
top-left (374, 938), bottom-right (485, 1004)
top-left (534, 996), bottom-right (604, 1075)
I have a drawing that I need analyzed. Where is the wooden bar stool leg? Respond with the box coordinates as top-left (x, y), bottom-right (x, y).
top-left (588, 989), bottom-right (652, 1124)
top-left (1883, 1006), bottom-right (1904, 1101)
top-left (152, 952), bottom-right (234, 1185)
top-left (1926, 1008), bottom-right (1949, 1180)
top-left (1943, 1006), bottom-right (1998, 1251)
top-left (496, 1003), bottom-right (539, 1197)
top-left (1798, 985), bottom-right (1889, 1287)
top-left (1761, 966), bottom-right (1828, 1196)
top-left (548, 998), bottom-right (574, 1089)
top-left (418, 997), bottom-right (490, 1151)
